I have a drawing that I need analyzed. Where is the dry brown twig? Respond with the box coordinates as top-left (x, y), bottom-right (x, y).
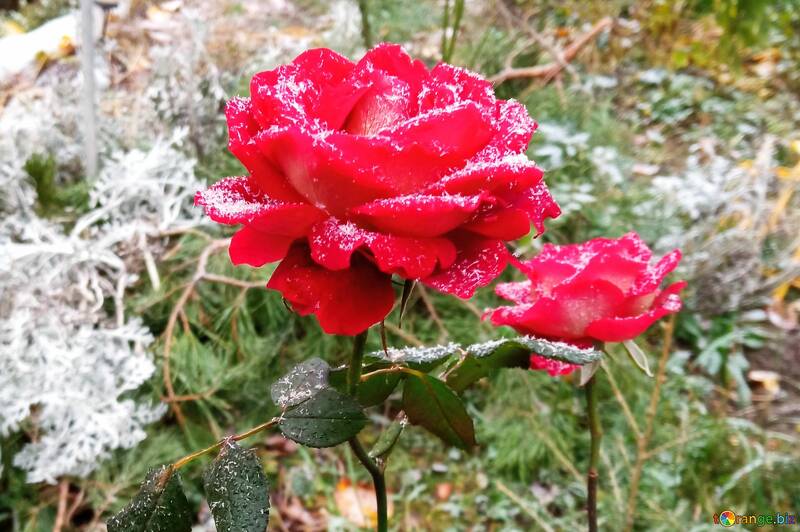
top-left (622, 314), bottom-right (676, 532)
top-left (490, 17), bottom-right (613, 85)
top-left (53, 479), bottom-right (69, 532)
top-left (160, 237), bottom-right (266, 427)
top-left (495, 0), bottom-right (580, 85)
top-left (416, 285), bottom-right (449, 341)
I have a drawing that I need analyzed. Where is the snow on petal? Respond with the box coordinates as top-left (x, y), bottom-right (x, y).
top-left (423, 234), bottom-right (508, 298)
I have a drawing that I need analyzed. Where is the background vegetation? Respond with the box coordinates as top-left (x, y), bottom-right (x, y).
top-left (1, 0), bottom-right (799, 530)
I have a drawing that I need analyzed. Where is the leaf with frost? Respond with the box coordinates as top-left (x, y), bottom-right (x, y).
top-left (279, 388), bottom-right (367, 448)
top-left (107, 466), bottom-right (193, 532)
top-left (203, 440), bottom-right (270, 532)
top-left (270, 357), bottom-right (331, 409)
top-left (368, 336), bottom-right (601, 388)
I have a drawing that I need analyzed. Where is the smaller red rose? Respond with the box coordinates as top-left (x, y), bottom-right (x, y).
top-left (487, 233), bottom-right (685, 374)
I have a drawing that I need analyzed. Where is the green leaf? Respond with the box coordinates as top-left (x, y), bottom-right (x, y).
top-left (402, 373), bottom-right (476, 450)
top-left (446, 337), bottom-right (602, 391)
top-left (279, 388), bottom-right (367, 448)
top-left (398, 280), bottom-right (415, 326)
top-left (271, 357), bottom-right (330, 409)
top-left (369, 414), bottom-right (407, 460)
top-left (107, 466), bottom-right (192, 532)
top-left (358, 371), bottom-right (402, 406)
top-left (328, 362), bottom-right (401, 407)
top-left (446, 344), bottom-right (529, 392)
top-left (580, 360), bottom-right (601, 386)
top-left (622, 340), bottom-right (653, 377)
top-left (203, 440), bottom-right (270, 532)
top-left (368, 343), bottom-right (461, 369)
top-left (367, 337), bottom-right (601, 376)
top-left (467, 337), bottom-right (601, 365)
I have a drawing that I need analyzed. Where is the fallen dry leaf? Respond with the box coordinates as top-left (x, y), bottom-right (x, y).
top-left (334, 478), bottom-right (394, 528)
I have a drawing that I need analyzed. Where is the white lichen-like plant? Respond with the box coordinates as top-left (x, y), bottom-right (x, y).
top-left (0, 70), bottom-right (204, 483)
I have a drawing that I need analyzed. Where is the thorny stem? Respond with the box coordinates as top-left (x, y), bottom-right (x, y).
top-left (171, 417), bottom-right (279, 470)
top-left (347, 331), bottom-right (368, 395)
top-left (346, 330), bottom-right (388, 532)
top-left (585, 374), bottom-right (602, 532)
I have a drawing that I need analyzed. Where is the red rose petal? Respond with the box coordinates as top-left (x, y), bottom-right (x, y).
top-left (250, 48), bottom-right (354, 130)
top-left (257, 108), bottom-right (495, 216)
top-left (267, 245), bottom-right (395, 335)
top-left (584, 281), bottom-right (685, 342)
top-left (426, 155), bottom-right (544, 196)
top-left (309, 218), bottom-right (372, 270)
top-left (351, 194), bottom-right (484, 238)
top-left (263, 102), bottom-right (495, 212)
top-left (358, 44), bottom-right (428, 108)
top-left (382, 101), bottom-right (493, 163)
top-left (494, 280), bottom-right (532, 304)
top-left (225, 98), bottom-right (304, 202)
top-left (567, 253), bottom-right (647, 295)
top-left (229, 226), bottom-right (294, 267)
top-left (291, 47), bottom-right (355, 88)
top-left (506, 280), bottom-right (627, 340)
top-left (255, 126), bottom-right (397, 215)
top-left (631, 249), bottom-right (682, 295)
top-left (419, 63), bottom-right (495, 112)
top-left (194, 176), bottom-right (323, 236)
top-left (343, 73), bottom-right (412, 135)
top-left (422, 234), bottom-right (508, 298)
top-left (463, 206), bottom-right (531, 239)
top-left (308, 218), bottom-right (457, 278)
top-left (369, 233), bottom-right (457, 279)
top-left (529, 354), bottom-right (579, 376)
top-left (515, 257), bottom-right (577, 297)
top-left (480, 99), bottom-right (538, 157)
top-left (510, 182), bottom-right (561, 235)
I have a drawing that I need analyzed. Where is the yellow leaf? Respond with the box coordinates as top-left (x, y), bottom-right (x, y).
top-left (334, 478), bottom-right (393, 528)
top-left (2, 20), bottom-right (25, 35)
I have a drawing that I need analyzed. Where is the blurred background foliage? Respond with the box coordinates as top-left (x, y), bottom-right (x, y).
top-left (1, 0), bottom-right (800, 530)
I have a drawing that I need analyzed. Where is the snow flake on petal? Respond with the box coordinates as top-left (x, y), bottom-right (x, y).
top-left (529, 355), bottom-right (579, 376)
top-left (423, 235), bottom-right (508, 298)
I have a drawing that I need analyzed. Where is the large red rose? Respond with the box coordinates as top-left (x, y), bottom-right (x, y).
top-left (196, 44), bottom-right (560, 335)
top-left (487, 233), bottom-right (685, 373)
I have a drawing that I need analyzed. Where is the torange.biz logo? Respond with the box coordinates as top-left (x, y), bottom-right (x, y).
top-left (714, 510), bottom-right (798, 527)
top-left (718, 511), bottom-right (736, 526)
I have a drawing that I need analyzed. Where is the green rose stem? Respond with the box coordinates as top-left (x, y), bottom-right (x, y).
top-left (347, 330), bottom-right (388, 532)
top-left (171, 417), bottom-right (280, 470)
top-left (585, 373), bottom-right (602, 532)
